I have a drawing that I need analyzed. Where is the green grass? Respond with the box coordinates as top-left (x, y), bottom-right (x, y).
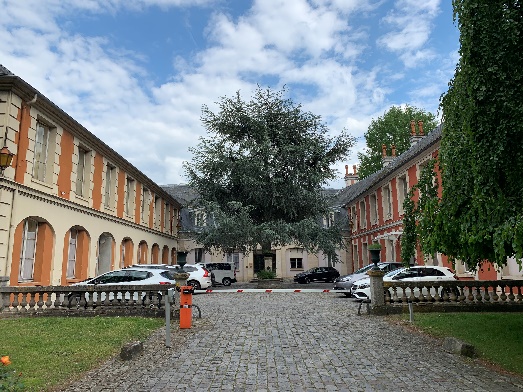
top-left (0, 317), bottom-right (164, 391)
top-left (400, 312), bottom-right (523, 375)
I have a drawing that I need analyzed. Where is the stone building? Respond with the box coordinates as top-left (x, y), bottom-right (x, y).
top-left (0, 65), bottom-right (181, 287)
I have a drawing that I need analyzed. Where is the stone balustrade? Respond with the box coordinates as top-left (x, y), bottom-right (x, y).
top-left (0, 284), bottom-right (174, 317)
top-left (382, 280), bottom-right (523, 308)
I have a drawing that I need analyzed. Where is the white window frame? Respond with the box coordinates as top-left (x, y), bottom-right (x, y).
top-left (369, 193), bottom-right (378, 225)
top-left (67, 228), bottom-right (77, 279)
top-left (397, 174), bottom-right (409, 215)
top-left (290, 257), bottom-right (303, 269)
top-left (33, 123), bottom-right (50, 181)
top-left (19, 219), bottom-right (38, 282)
top-left (141, 188), bottom-right (149, 224)
top-left (226, 252), bottom-right (240, 271)
top-left (359, 200), bottom-right (366, 229)
top-left (350, 205), bottom-right (357, 232)
top-left (382, 184), bottom-right (392, 220)
top-left (125, 177), bottom-right (135, 216)
top-left (76, 147), bottom-right (90, 197)
top-left (104, 164), bottom-right (115, 208)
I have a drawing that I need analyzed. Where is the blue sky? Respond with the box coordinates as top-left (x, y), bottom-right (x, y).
top-left (0, 0), bottom-right (459, 188)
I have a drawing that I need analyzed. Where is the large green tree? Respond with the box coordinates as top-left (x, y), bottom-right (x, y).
top-left (357, 106), bottom-right (437, 179)
top-left (407, 0), bottom-right (523, 271)
top-left (183, 87), bottom-right (355, 262)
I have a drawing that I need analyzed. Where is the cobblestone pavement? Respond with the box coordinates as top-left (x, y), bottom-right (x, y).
top-left (60, 289), bottom-right (523, 392)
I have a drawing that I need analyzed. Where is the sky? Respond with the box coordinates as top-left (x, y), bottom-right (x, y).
top-left (0, 0), bottom-right (459, 189)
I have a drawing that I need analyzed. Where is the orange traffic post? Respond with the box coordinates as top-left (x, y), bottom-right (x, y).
top-left (179, 285), bottom-right (193, 329)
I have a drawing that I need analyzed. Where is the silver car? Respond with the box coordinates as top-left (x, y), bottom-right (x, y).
top-left (333, 262), bottom-right (403, 297)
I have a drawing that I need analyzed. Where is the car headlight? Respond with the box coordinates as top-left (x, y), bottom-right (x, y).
top-left (358, 283), bottom-right (370, 289)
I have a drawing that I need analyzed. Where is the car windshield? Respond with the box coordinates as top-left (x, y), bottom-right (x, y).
top-left (385, 268), bottom-right (406, 278)
top-left (353, 264), bottom-right (374, 274)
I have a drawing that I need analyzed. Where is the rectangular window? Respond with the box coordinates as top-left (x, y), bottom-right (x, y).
top-left (164, 203), bottom-right (170, 231)
top-left (369, 193), bottom-right (378, 225)
top-left (75, 147), bottom-right (88, 197)
top-left (194, 210), bottom-right (206, 227)
top-left (104, 164), bottom-right (115, 208)
top-left (19, 219), bottom-right (38, 281)
top-left (33, 123), bottom-right (49, 181)
top-left (67, 229), bottom-right (77, 279)
top-left (290, 257), bottom-right (303, 269)
top-left (227, 252), bottom-right (240, 271)
top-left (141, 188), bottom-right (149, 223)
top-left (359, 200), bottom-right (366, 229)
top-left (154, 196), bottom-right (161, 229)
top-left (362, 242), bottom-right (369, 264)
top-left (195, 248), bottom-right (204, 263)
top-left (351, 206), bottom-right (357, 232)
top-left (383, 185), bottom-right (392, 219)
top-left (125, 177), bottom-right (134, 216)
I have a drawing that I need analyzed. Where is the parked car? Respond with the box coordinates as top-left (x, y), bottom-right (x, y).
top-left (333, 262), bottom-right (403, 297)
top-left (131, 264), bottom-right (213, 290)
top-left (70, 267), bottom-right (176, 304)
top-left (293, 267), bottom-right (340, 284)
top-left (197, 262), bottom-right (237, 286)
top-left (351, 266), bottom-right (458, 301)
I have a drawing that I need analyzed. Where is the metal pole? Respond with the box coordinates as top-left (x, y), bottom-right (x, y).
top-left (165, 288), bottom-right (174, 348)
top-left (408, 301), bottom-right (414, 323)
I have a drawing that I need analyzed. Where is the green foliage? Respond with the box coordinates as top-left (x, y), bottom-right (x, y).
top-left (184, 86), bottom-right (355, 262)
top-left (358, 105), bottom-right (437, 179)
top-left (400, 159), bottom-right (440, 265)
top-left (368, 242), bottom-right (382, 250)
top-left (256, 269), bottom-right (277, 279)
top-left (0, 357), bottom-right (24, 392)
top-left (434, 0), bottom-right (523, 270)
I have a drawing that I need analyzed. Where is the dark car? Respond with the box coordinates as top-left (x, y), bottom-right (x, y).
top-left (293, 267), bottom-right (340, 284)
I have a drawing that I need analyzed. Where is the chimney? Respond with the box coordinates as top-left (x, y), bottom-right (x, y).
top-left (344, 164), bottom-right (359, 187)
top-left (410, 119), bottom-right (425, 146)
top-left (382, 144), bottom-right (395, 167)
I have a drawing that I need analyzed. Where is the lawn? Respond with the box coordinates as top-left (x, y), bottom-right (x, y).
top-left (400, 312), bottom-right (523, 375)
top-left (0, 317), bottom-right (164, 391)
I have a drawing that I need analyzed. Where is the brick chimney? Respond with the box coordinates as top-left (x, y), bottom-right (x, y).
top-left (410, 119), bottom-right (425, 146)
top-left (344, 164), bottom-right (359, 187)
top-left (382, 144), bottom-right (395, 167)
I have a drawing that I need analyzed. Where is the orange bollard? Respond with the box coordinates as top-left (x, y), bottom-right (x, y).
top-left (179, 285), bottom-right (193, 329)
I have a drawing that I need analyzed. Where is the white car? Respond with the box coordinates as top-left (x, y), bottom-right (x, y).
top-left (131, 264), bottom-right (213, 290)
top-left (70, 267), bottom-right (176, 304)
top-left (352, 266), bottom-right (458, 301)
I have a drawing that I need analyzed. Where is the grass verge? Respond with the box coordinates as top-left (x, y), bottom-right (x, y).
top-left (398, 312), bottom-right (523, 375)
top-left (0, 316), bottom-right (164, 391)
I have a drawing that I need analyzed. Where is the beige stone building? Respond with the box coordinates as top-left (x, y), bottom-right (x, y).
top-left (0, 65), bottom-right (181, 287)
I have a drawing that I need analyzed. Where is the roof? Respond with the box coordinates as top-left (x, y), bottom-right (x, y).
top-left (0, 64), bottom-right (180, 207)
top-left (0, 65), bottom-right (13, 76)
top-left (334, 124), bottom-right (442, 208)
top-left (161, 184), bottom-right (199, 206)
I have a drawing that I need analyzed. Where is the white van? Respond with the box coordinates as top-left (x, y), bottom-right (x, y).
top-left (198, 262), bottom-right (237, 286)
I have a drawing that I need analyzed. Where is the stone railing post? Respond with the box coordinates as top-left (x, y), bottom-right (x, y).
top-left (368, 269), bottom-right (386, 308)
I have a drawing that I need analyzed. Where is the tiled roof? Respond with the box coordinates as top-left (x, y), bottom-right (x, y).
top-left (0, 65), bottom-right (14, 76)
top-left (161, 184), bottom-right (199, 206)
top-left (333, 124), bottom-right (443, 208)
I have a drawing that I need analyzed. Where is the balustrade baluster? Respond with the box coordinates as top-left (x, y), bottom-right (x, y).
top-left (508, 283), bottom-right (515, 302)
top-left (516, 286), bottom-right (523, 303)
top-left (36, 291), bottom-right (44, 310)
top-left (474, 286), bottom-right (483, 302)
top-left (45, 292), bottom-right (54, 308)
top-left (28, 292), bottom-right (36, 311)
top-left (19, 293), bottom-right (28, 312)
top-left (500, 284), bottom-right (507, 302)
top-left (483, 285), bottom-right (491, 302)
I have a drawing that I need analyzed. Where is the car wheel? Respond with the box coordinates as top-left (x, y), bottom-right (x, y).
top-left (188, 280), bottom-right (201, 291)
top-left (222, 277), bottom-right (232, 286)
top-left (304, 277), bottom-right (310, 284)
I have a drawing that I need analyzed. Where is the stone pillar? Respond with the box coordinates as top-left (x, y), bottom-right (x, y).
top-left (368, 269), bottom-right (386, 308)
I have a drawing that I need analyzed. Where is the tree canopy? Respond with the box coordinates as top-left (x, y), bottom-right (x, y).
top-left (405, 0), bottom-right (523, 271)
top-left (357, 105), bottom-right (437, 179)
top-left (183, 87), bottom-right (355, 261)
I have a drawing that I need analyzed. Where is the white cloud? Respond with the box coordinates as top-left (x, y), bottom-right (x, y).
top-left (0, 0), bottom-right (455, 190)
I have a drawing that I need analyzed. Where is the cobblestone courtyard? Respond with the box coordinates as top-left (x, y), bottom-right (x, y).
top-left (60, 291), bottom-right (523, 392)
